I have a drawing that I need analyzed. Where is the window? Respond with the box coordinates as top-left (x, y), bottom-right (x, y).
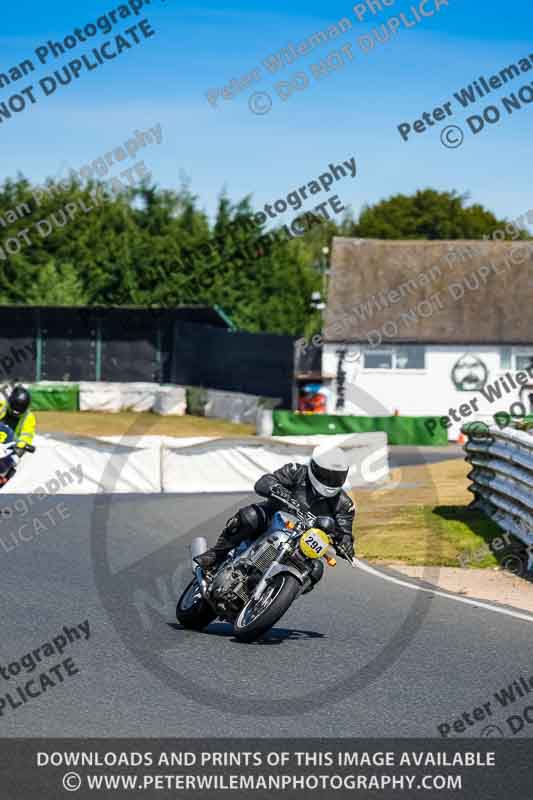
top-left (363, 350), bottom-right (393, 369)
top-left (500, 347), bottom-right (512, 370)
top-left (500, 348), bottom-right (533, 372)
top-left (516, 354), bottom-right (533, 372)
top-left (362, 346), bottom-right (426, 370)
top-left (396, 346), bottom-right (426, 370)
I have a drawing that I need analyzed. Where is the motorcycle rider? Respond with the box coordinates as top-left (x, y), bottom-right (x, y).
top-left (195, 445), bottom-right (356, 587)
top-left (0, 384), bottom-right (36, 459)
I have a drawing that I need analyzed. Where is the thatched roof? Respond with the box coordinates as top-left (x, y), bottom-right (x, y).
top-left (324, 238), bottom-right (533, 344)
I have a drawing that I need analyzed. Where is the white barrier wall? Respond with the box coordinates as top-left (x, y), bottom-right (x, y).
top-left (203, 389), bottom-right (280, 425)
top-left (153, 386), bottom-right (188, 416)
top-left (465, 426), bottom-right (533, 563)
top-left (6, 433), bottom-right (389, 495)
top-left (79, 382), bottom-right (186, 415)
top-left (78, 383), bottom-right (275, 421)
top-left (7, 435), bottom-right (161, 494)
top-left (162, 432), bottom-right (388, 493)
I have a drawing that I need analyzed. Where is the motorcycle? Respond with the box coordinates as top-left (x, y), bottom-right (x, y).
top-left (0, 422), bottom-right (35, 486)
top-left (176, 489), bottom-right (355, 643)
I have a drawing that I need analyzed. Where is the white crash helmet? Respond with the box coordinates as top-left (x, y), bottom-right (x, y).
top-left (307, 445), bottom-right (349, 498)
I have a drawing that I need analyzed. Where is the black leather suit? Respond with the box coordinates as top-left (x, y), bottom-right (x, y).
top-left (204, 462), bottom-right (356, 570)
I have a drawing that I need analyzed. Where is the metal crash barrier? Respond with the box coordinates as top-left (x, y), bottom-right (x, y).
top-left (463, 422), bottom-right (533, 570)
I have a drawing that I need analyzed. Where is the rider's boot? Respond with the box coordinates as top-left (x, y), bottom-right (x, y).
top-left (194, 516), bottom-right (241, 571)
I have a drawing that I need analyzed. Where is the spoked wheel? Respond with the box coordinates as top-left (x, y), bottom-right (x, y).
top-left (234, 573), bottom-right (300, 643)
top-left (176, 578), bottom-right (216, 631)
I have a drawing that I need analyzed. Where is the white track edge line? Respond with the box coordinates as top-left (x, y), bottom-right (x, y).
top-left (354, 559), bottom-right (533, 624)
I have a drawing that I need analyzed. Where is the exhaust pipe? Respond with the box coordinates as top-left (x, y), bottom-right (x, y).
top-left (191, 536), bottom-right (208, 565)
top-left (191, 537), bottom-right (209, 598)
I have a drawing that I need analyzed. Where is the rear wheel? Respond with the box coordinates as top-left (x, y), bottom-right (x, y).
top-left (176, 579), bottom-right (216, 631)
top-left (234, 573), bottom-right (300, 643)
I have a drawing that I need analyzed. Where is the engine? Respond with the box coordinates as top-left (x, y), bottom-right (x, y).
top-left (209, 532), bottom-right (291, 612)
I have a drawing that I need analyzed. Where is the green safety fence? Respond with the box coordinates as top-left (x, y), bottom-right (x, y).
top-left (186, 386), bottom-right (209, 416)
top-left (28, 384), bottom-right (79, 411)
top-left (272, 412), bottom-right (448, 445)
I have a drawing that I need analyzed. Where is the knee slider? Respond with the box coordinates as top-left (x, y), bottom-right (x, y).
top-left (238, 503), bottom-right (268, 534)
top-left (223, 514), bottom-right (241, 542)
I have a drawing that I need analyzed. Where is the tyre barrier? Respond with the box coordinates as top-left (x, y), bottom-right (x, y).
top-left (463, 422), bottom-right (533, 573)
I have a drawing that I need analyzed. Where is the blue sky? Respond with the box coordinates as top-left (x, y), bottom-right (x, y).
top-left (0, 0), bottom-right (531, 226)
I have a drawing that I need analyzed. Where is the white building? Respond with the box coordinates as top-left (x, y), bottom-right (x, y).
top-left (322, 237), bottom-right (533, 441)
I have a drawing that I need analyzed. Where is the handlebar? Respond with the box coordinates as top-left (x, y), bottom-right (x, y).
top-left (270, 489), bottom-right (317, 528)
top-left (270, 488), bottom-right (356, 566)
top-left (1, 442), bottom-right (37, 456)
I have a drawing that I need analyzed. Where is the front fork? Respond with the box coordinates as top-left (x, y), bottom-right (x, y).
top-left (190, 537), bottom-right (210, 599)
top-left (251, 561), bottom-right (306, 602)
top-left (194, 566), bottom-right (209, 599)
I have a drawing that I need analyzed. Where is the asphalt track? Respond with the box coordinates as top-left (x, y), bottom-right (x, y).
top-left (1, 482), bottom-right (532, 740)
top-left (389, 444), bottom-right (463, 467)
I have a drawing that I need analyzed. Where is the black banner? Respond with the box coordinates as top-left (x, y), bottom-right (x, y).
top-left (172, 321), bottom-right (294, 407)
top-left (0, 739), bottom-right (530, 799)
top-left (0, 307), bottom-right (232, 384)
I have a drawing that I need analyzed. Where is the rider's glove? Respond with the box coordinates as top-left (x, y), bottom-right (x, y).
top-left (269, 483), bottom-right (292, 504)
top-left (14, 446), bottom-right (25, 459)
top-left (315, 515), bottom-right (336, 536)
top-left (0, 443), bottom-right (14, 460)
top-left (336, 534), bottom-right (355, 561)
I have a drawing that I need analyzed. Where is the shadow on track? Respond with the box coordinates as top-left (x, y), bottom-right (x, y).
top-left (168, 622), bottom-right (325, 645)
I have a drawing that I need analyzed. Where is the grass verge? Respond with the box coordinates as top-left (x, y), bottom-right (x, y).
top-left (357, 505), bottom-right (502, 568)
top-left (352, 457), bottom-right (503, 568)
top-left (35, 410), bottom-right (255, 438)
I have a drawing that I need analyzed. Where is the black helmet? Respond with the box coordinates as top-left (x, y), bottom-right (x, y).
top-left (308, 445), bottom-right (349, 498)
top-left (7, 385), bottom-right (31, 417)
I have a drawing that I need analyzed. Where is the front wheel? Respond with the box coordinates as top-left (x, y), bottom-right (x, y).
top-left (176, 579), bottom-right (217, 631)
top-left (234, 573), bottom-right (300, 643)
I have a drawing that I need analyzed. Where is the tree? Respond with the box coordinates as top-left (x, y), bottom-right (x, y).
top-left (348, 189), bottom-right (529, 240)
top-left (0, 175), bottom-right (527, 337)
top-left (25, 260), bottom-right (88, 305)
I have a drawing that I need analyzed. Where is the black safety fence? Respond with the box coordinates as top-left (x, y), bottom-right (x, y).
top-left (0, 307), bottom-right (295, 406)
top-left (171, 321), bottom-right (294, 408)
top-left (0, 306), bottom-right (228, 384)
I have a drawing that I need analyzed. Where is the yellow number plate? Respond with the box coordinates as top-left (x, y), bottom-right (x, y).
top-left (300, 528), bottom-right (329, 559)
